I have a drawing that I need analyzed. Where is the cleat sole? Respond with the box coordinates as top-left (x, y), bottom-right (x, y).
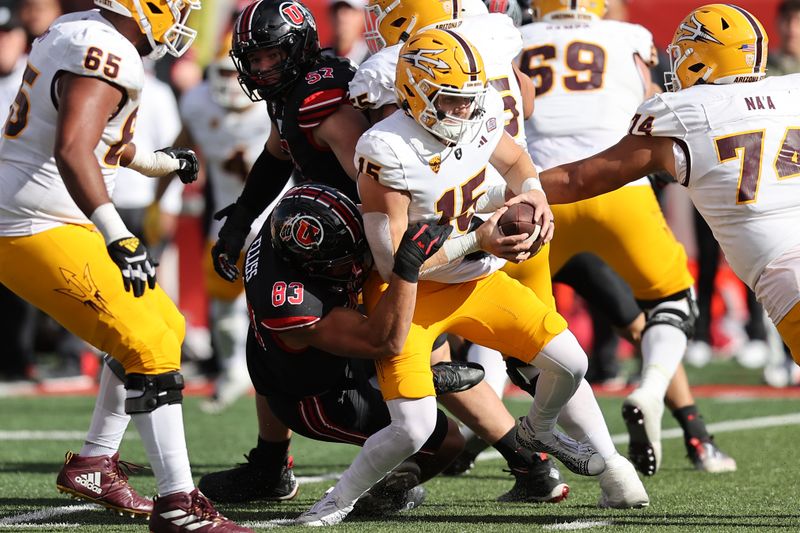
top-left (622, 404), bottom-right (657, 477)
top-left (56, 484), bottom-right (151, 518)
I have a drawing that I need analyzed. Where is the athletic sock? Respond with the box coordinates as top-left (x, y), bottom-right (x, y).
top-left (672, 405), bottom-right (711, 443)
top-left (81, 364), bottom-right (129, 458)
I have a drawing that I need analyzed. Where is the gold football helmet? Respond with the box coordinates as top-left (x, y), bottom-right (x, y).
top-left (94, 0), bottom-right (201, 58)
top-left (364, 0), bottom-right (453, 53)
top-left (665, 4), bottom-right (768, 91)
top-left (531, 0), bottom-right (606, 21)
top-left (395, 28), bottom-right (487, 145)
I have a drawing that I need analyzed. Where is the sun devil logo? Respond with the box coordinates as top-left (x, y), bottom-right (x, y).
top-left (429, 154), bottom-right (441, 173)
top-left (400, 48), bottom-right (449, 77)
top-left (283, 215), bottom-right (324, 249)
top-left (279, 2), bottom-right (305, 27)
top-left (676, 14), bottom-right (723, 45)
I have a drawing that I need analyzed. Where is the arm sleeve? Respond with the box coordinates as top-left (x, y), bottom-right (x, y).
top-left (238, 148), bottom-right (295, 214)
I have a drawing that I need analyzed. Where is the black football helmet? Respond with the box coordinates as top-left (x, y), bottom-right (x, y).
top-left (270, 184), bottom-right (373, 294)
top-left (230, 0), bottom-right (320, 101)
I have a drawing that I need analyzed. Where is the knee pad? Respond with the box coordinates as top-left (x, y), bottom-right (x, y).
top-left (124, 371), bottom-right (185, 414)
top-left (640, 289), bottom-right (698, 338)
top-left (505, 357), bottom-right (540, 398)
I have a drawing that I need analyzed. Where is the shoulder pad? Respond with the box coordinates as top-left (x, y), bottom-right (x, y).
top-left (253, 256), bottom-right (328, 332)
top-left (629, 93), bottom-right (696, 140)
top-left (297, 87), bottom-right (348, 129)
top-left (623, 22), bottom-right (658, 67)
top-left (51, 17), bottom-right (143, 93)
top-left (355, 125), bottom-right (406, 189)
top-left (348, 45), bottom-right (399, 110)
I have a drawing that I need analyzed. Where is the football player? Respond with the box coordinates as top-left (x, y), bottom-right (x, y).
top-left (351, 0), bottom-right (573, 506)
top-left (204, 184), bottom-right (483, 516)
top-left (295, 29), bottom-right (649, 526)
top-left (0, 0), bottom-right (253, 531)
top-left (176, 38), bottom-right (274, 415)
top-left (513, 0), bottom-right (735, 476)
top-left (540, 5), bottom-right (800, 396)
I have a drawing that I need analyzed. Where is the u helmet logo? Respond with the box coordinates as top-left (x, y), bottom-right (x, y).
top-left (676, 14), bottom-right (723, 45)
top-left (400, 48), bottom-right (449, 77)
top-left (280, 2), bottom-right (305, 26)
top-left (284, 215), bottom-right (324, 249)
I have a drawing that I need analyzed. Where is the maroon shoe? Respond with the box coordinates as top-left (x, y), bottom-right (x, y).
top-left (56, 450), bottom-right (153, 518)
top-left (149, 489), bottom-right (253, 532)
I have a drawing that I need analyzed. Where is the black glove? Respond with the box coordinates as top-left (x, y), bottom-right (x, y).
top-left (211, 202), bottom-right (257, 282)
top-left (107, 236), bottom-right (157, 297)
top-left (392, 222), bottom-right (453, 283)
top-left (157, 147), bottom-right (199, 184)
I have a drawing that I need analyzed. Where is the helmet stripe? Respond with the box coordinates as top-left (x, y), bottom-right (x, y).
top-left (284, 184), bottom-right (363, 242)
top-left (452, 0), bottom-right (459, 19)
top-left (237, 0), bottom-right (264, 42)
top-left (727, 4), bottom-right (764, 74)
top-left (444, 29), bottom-right (478, 82)
top-left (570, 0), bottom-right (578, 10)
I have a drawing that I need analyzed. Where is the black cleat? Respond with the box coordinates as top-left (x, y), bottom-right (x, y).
top-left (441, 448), bottom-right (478, 476)
top-left (497, 453), bottom-right (570, 503)
top-left (432, 361), bottom-right (485, 394)
top-left (198, 451), bottom-right (298, 504)
top-left (351, 461), bottom-right (425, 517)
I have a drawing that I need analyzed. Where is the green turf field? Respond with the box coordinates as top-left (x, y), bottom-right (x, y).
top-left (1, 362), bottom-right (799, 532)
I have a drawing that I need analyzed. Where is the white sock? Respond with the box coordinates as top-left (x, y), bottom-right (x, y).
top-left (130, 403), bottom-right (194, 496)
top-left (332, 396), bottom-right (437, 503)
top-left (81, 364), bottom-right (129, 457)
top-left (557, 379), bottom-right (618, 459)
top-left (466, 344), bottom-right (507, 399)
top-left (527, 330), bottom-right (588, 435)
top-left (640, 323), bottom-right (687, 400)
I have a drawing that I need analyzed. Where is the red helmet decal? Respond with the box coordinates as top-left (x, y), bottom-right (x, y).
top-left (286, 215), bottom-right (324, 248)
top-left (280, 2), bottom-right (305, 26)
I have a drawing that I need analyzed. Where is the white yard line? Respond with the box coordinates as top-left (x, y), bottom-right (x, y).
top-left (4, 412), bottom-right (800, 528)
top-left (544, 520), bottom-right (614, 530)
top-left (0, 523), bottom-right (82, 529)
top-left (0, 430), bottom-right (138, 441)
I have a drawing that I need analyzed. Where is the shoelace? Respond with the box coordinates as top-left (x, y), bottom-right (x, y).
top-left (191, 490), bottom-right (222, 521)
top-left (110, 459), bottom-right (148, 483)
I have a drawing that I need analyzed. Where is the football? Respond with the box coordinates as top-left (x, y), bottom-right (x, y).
top-left (497, 203), bottom-right (544, 255)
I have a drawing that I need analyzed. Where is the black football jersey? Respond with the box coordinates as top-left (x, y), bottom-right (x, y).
top-left (243, 229), bottom-right (360, 398)
top-left (267, 55), bottom-right (359, 202)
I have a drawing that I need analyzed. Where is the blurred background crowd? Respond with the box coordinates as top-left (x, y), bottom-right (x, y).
top-left (1, 0), bottom-right (799, 402)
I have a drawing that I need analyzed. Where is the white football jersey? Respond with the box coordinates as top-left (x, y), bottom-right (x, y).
top-left (520, 19), bottom-right (654, 174)
top-left (0, 10), bottom-right (143, 236)
top-left (179, 82), bottom-right (271, 238)
top-left (356, 90), bottom-right (506, 284)
top-left (629, 74), bottom-right (800, 289)
top-left (350, 13), bottom-right (526, 145)
top-left (0, 57), bottom-right (26, 125)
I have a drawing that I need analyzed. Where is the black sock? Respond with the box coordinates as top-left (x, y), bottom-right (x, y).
top-left (253, 437), bottom-right (291, 466)
top-left (493, 428), bottom-right (532, 472)
top-left (672, 405), bottom-right (710, 443)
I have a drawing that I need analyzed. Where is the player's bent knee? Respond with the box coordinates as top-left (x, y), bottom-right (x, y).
top-left (640, 289), bottom-right (698, 337)
top-left (124, 371), bottom-right (185, 414)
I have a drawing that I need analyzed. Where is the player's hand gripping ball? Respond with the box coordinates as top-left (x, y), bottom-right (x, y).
top-left (497, 202), bottom-right (545, 256)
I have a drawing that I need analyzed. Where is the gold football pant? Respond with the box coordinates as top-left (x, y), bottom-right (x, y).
top-left (0, 224), bottom-right (184, 374)
top-left (777, 302), bottom-right (800, 365)
top-left (548, 185), bottom-right (694, 301)
top-left (501, 242), bottom-right (556, 308)
top-left (204, 241), bottom-right (245, 301)
top-left (362, 270), bottom-right (567, 400)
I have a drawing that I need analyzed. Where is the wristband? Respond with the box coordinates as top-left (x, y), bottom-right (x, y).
top-left (442, 232), bottom-right (480, 263)
top-left (127, 150), bottom-right (181, 177)
top-left (474, 184), bottom-right (507, 213)
top-left (521, 177), bottom-right (545, 194)
top-left (90, 203), bottom-right (132, 243)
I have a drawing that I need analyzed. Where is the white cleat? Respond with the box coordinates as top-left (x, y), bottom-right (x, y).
top-left (622, 388), bottom-right (664, 476)
top-left (296, 489), bottom-right (356, 527)
top-left (515, 417), bottom-right (605, 476)
top-left (687, 438), bottom-right (738, 473)
top-left (598, 453), bottom-right (649, 509)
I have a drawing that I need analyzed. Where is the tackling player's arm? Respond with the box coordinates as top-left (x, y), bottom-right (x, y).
top-left (312, 104), bottom-right (371, 180)
top-left (277, 222), bottom-right (451, 359)
top-left (539, 134), bottom-right (677, 204)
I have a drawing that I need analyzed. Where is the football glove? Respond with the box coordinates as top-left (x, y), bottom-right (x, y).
top-left (157, 147), bottom-right (199, 184)
top-left (211, 202), bottom-right (257, 282)
top-left (107, 236), bottom-right (157, 297)
top-left (392, 222), bottom-right (453, 282)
